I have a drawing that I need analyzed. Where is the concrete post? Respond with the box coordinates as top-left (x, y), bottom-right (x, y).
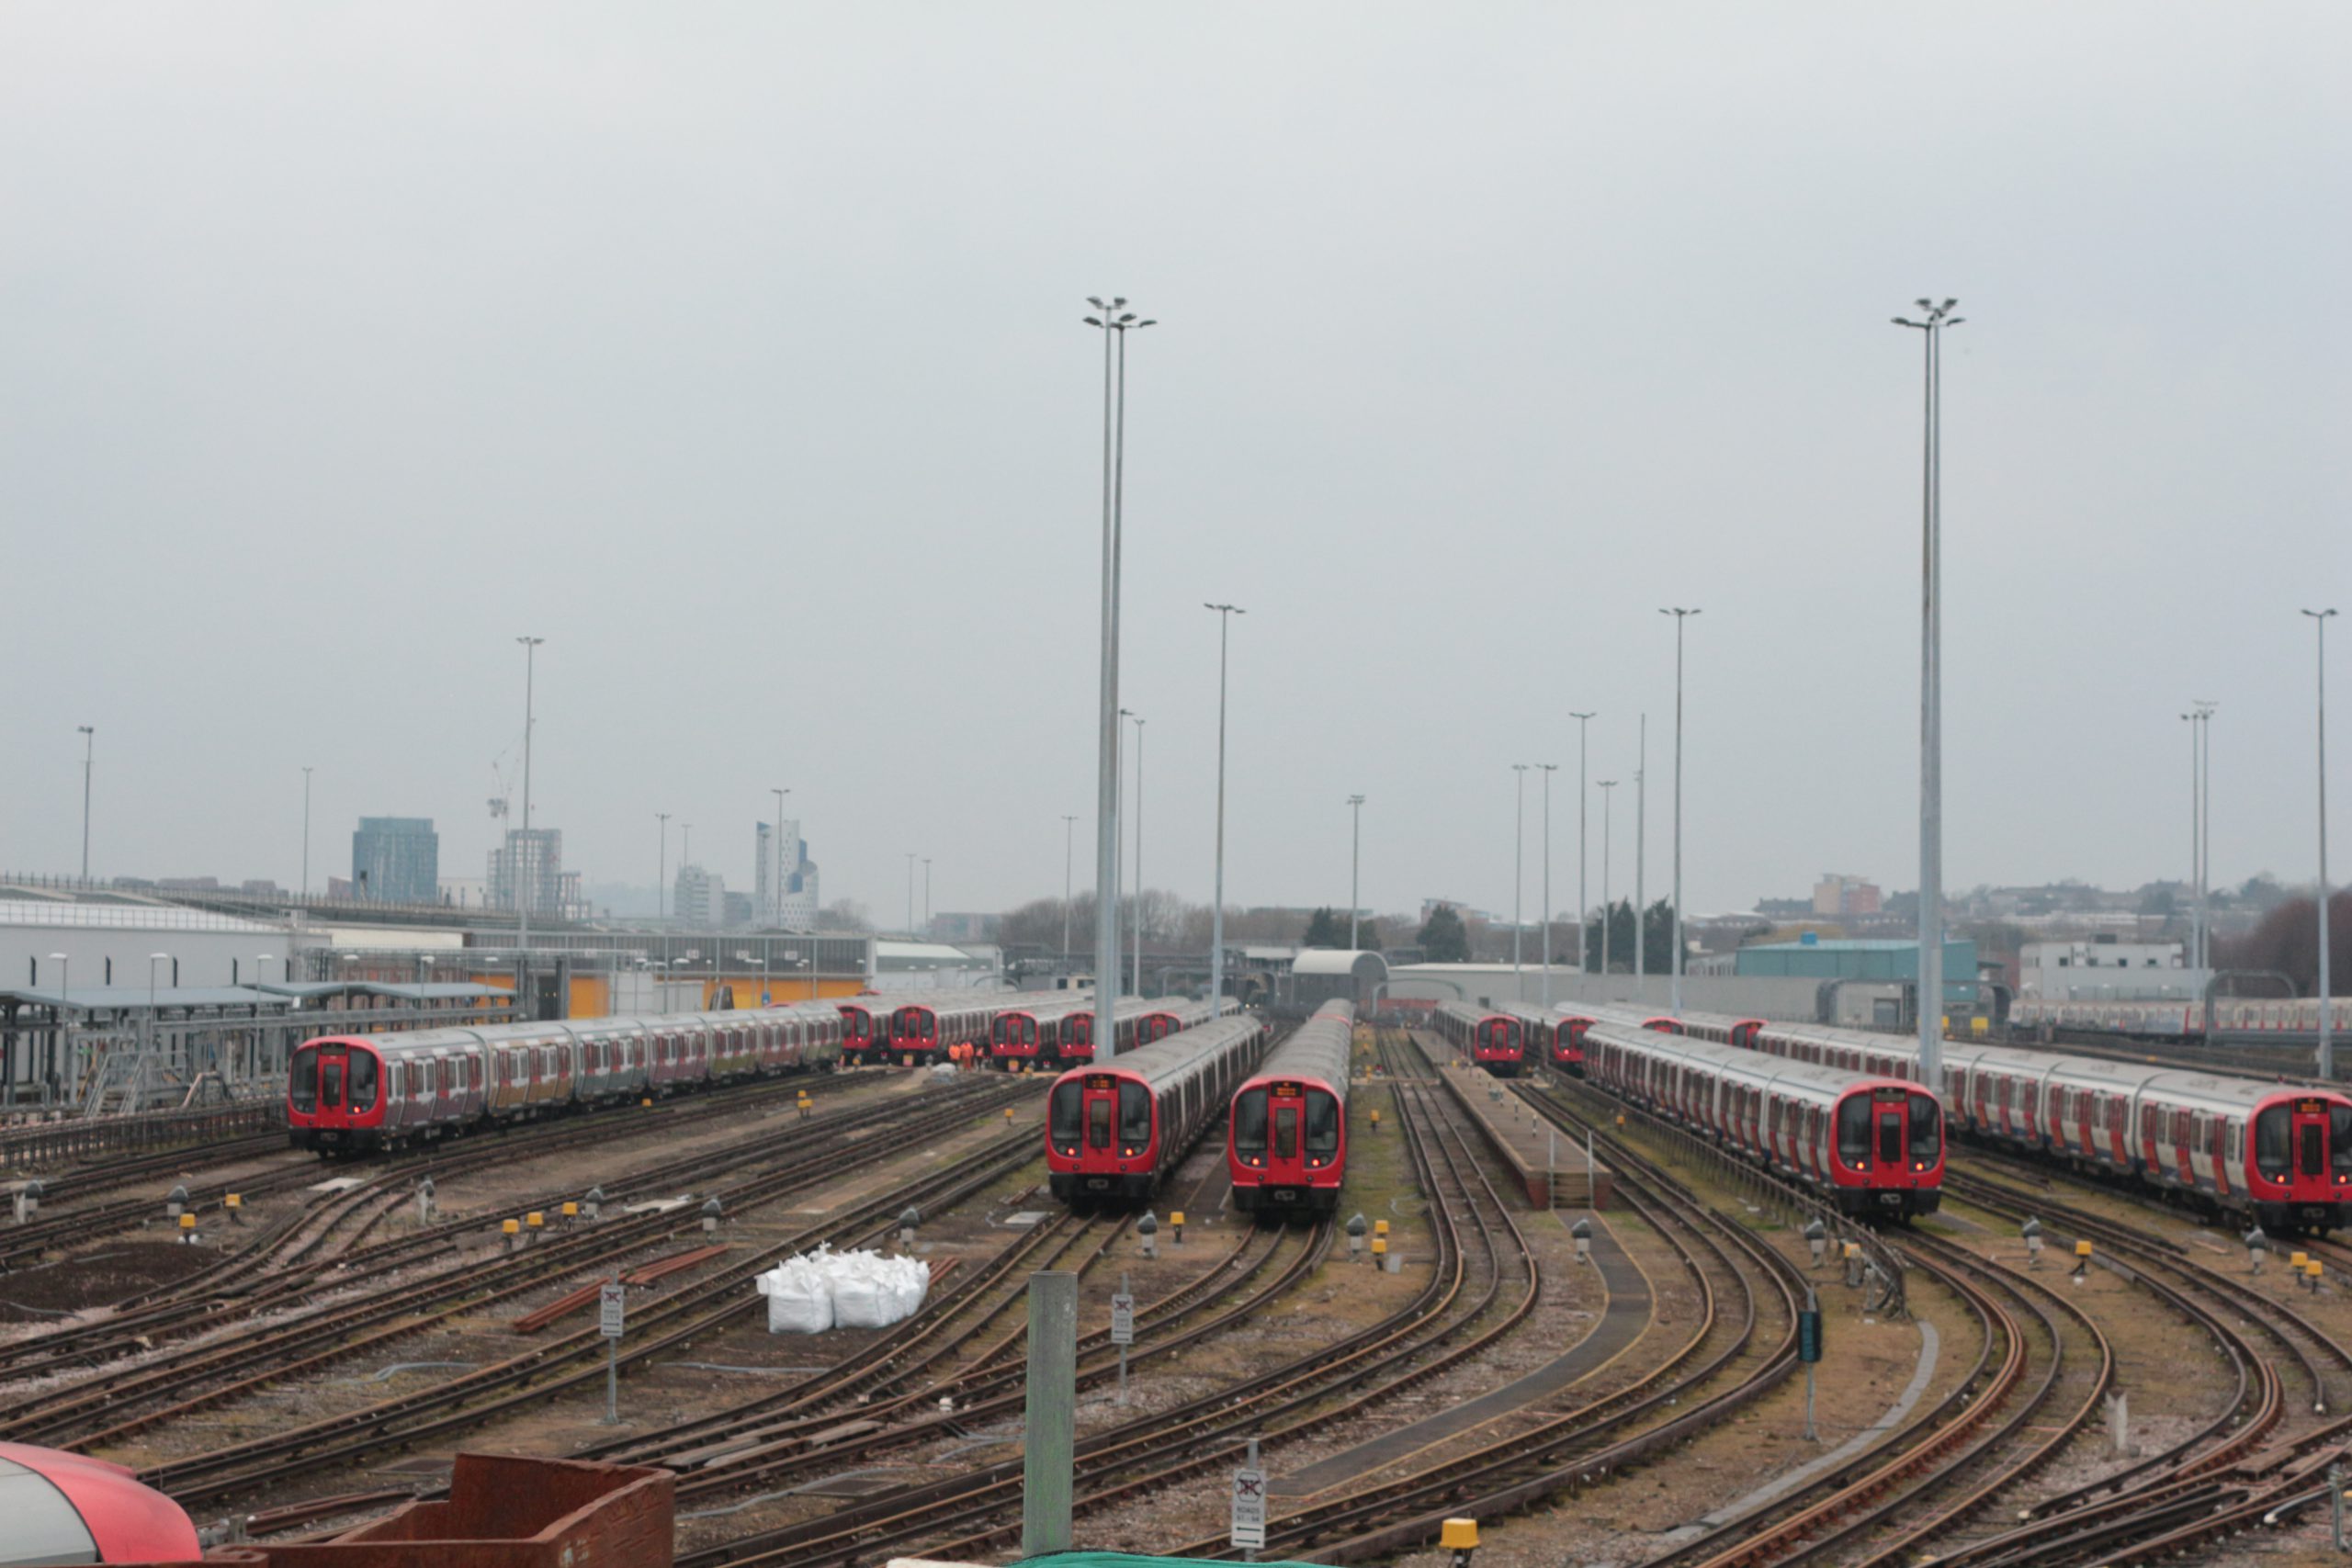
top-left (1022, 1270), bottom-right (1078, 1557)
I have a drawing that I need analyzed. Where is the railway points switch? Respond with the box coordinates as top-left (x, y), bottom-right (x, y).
top-left (2071, 1239), bottom-right (2094, 1281)
top-left (1442, 1516), bottom-right (1480, 1567)
top-left (1137, 1212), bottom-right (1159, 1258)
top-left (1170, 1211), bottom-right (1186, 1245)
top-left (1347, 1213), bottom-right (1368, 1260)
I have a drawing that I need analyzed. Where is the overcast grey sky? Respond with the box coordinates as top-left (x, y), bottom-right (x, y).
top-left (5, 5), bottom-right (2347, 924)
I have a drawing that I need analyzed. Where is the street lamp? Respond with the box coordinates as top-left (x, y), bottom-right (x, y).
top-left (773, 788), bottom-right (792, 927)
top-left (1635, 715), bottom-right (1648, 988)
top-left (1534, 766), bottom-right (1557, 1004)
top-left (905, 852), bottom-right (918, 938)
top-left (1123, 708), bottom-right (1146, 995)
top-left (300, 765), bottom-right (313, 901)
top-left (76, 727), bottom-right (94, 881)
top-left (2180, 705), bottom-right (2215, 975)
top-left (1511, 764), bottom-right (1530, 988)
top-left (1598, 781), bottom-right (1619, 977)
top-left (1348, 795), bottom-right (1367, 951)
top-left (2307, 608), bottom-right (2337, 1079)
top-left (1060, 814), bottom-right (1078, 964)
top-left (1894, 298), bottom-right (1961, 1082)
top-left (1084, 297), bottom-right (1154, 1057)
top-left (1660, 608), bottom-right (1702, 1016)
top-left (514, 636), bottom-right (545, 962)
top-left (1206, 604), bottom-right (1245, 1011)
top-left (922, 857), bottom-right (933, 933)
top-left (1569, 712), bottom-right (1595, 976)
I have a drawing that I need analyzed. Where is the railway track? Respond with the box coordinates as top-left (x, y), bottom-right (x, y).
top-left (138, 1082), bottom-right (1043, 1507)
top-left (666, 1028), bottom-right (1538, 1565)
top-left (0, 1068), bottom-right (893, 1385)
top-left (0, 1078), bottom-right (1032, 1455)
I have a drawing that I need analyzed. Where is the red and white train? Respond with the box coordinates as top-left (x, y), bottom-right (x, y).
top-left (2011, 996), bottom-right (2352, 1044)
top-left (1434, 1002), bottom-right (1526, 1076)
top-left (1229, 1000), bottom-right (1354, 1216)
top-left (1586, 1021), bottom-right (1945, 1218)
top-left (988, 995), bottom-right (1233, 1070)
top-left (1678, 1010), bottom-right (2352, 1235)
top-left (1047, 1015), bottom-right (1270, 1206)
top-left (288, 1001), bottom-right (843, 1154)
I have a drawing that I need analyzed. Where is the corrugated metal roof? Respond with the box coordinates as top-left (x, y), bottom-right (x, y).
top-left (0, 899), bottom-right (283, 933)
top-left (1, 986), bottom-right (296, 1010)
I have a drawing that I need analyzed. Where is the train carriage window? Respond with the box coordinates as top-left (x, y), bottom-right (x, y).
top-left (1234, 1089), bottom-right (1268, 1157)
top-left (1119, 1086), bottom-right (1157, 1146)
top-left (290, 1045), bottom-right (320, 1111)
top-left (2228, 1121), bottom-right (2243, 1163)
top-left (1836, 1097), bottom-right (1871, 1168)
top-left (1306, 1089), bottom-right (1340, 1156)
top-left (1910, 1094), bottom-right (1939, 1162)
top-left (348, 1052), bottom-right (379, 1112)
top-left (2256, 1106), bottom-right (2290, 1177)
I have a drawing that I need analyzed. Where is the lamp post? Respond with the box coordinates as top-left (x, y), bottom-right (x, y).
top-left (1061, 814), bottom-right (1078, 965)
top-left (1894, 297), bottom-right (1961, 1084)
top-left (773, 788), bottom-right (791, 928)
top-left (148, 952), bottom-right (170, 1070)
top-left (906, 852), bottom-right (917, 938)
top-left (1535, 766), bottom-right (1557, 1004)
top-left (76, 727), bottom-right (94, 881)
top-left (49, 953), bottom-right (70, 1094)
top-left (514, 637), bottom-right (545, 962)
top-left (1598, 781), bottom-right (1619, 977)
top-left (1569, 711), bottom-right (1595, 975)
top-left (1512, 764), bottom-right (1530, 988)
top-left (1660, 608), bottom-right (1701, 1016)
top-left (300, 765), bottom-right (313, 901)
top-left (1084, 296), bottom-right (1154, 1057)
top-left (1635, 715), bottom-right (1648, 989)
top-left (922, 857), bottom-right (933, 934)
top-left (1348, 795), bottom-right (1367, 950)
top-left (2196, 703), bottom-right (2215, 971)
top-left (1206, 604), bottom-right (1244, 1011)
top-left (2308, 608), bottom-right (2337, 1080)
top-left (1125, 711), bottom-right (1146, 994)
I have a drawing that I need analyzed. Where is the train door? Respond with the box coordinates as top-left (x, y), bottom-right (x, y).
top-left (1873, 1087), bottom-right (1908, 1177)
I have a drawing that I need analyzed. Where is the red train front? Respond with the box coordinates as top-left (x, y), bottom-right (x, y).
top-left (837, 1001), bottom-right (884, 1064)
top-left (1550, 1012), bottom-right (1594, 1075)
top-left (287, 1036), bottom-right (386, 1150)
top-left (989, 1007), bottom-right (1058, 1069)
top-left (1228, 1000), bottom-right (1353, 1215)
top-left (1435, 1001), bottom-right (1524, 1077)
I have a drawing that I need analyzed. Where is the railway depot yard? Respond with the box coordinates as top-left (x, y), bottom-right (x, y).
top-left (8, 1014), bottom-right (2352, 1568)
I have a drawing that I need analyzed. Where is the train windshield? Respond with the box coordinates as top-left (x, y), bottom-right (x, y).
top-left (1909, 1094), bottom-right (1940, 1162)
top-left (1836, 1096), bottom-right (1870, 1167)
top-left (1305, 1090), bottom-right (1340, 1156)
top-left (2335, 1106), bottom-right (2352, 1176)
top-left (1232, 1089), bottom-right (1267, 1157)
top-left (347, 1052), bottom-right (379, 1112)
top-left (289, 1045), bottom-right (319, 1111)
top-left (2256, 1106), bottom-right (2291, 1178)
top-left (1050, 1081), bottom-right (1082, 1145)
top-left (321, 1055), bottom-right (345, 1110)
top-left (1119, 1082), bottom-right (1152, 1145)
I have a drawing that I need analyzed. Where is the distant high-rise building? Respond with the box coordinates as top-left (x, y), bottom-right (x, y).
top-left (722, 890), bottom-right (755, 928)
top-left (489, 828), bottom-right (568, 919)
top-left (674, 864), bottom-right (727, 929)
top-left (754, 818), bottom-right (820, 928)
top-left (353, 817), bottom-right (439, 904)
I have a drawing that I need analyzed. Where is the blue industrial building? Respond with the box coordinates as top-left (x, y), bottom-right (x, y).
top-left (1735, 935), bottom-right (1976, 1007)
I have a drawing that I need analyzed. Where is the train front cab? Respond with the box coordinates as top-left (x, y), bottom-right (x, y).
top-left (1828, 1083), bottom-right (1944, 1219)
top-left (2249, 1092), bottom-right (2352, 1235)
top-left (288, 1037), bottom-right (384, 1152)
top-left (838, 1003), bottom-right (882, 1064)
top-left (1552, 1015), bottom-right (1593, 1076)
top-left (1137, 1010), bottom-right (1190, 1045)
top-left (1229, 1076), bottom-right (1344, 1214)
top-left (1046, 1068), bottom-right (1158, 1205)
top-left (991, 1010), bottom-right (1049, 1069)
top-left (1470, 1015), bottom-right (1523, 1077)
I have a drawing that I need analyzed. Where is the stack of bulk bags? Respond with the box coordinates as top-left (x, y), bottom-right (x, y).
top-left (754, 1245), bottom-right (931, 1333)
